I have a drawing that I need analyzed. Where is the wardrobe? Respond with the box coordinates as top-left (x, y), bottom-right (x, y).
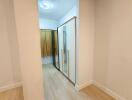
top-left (58, 17), bottom-right (76, 84)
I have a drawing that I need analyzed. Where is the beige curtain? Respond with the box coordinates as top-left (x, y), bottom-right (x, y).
top-left (54, 30), bottom-right (58, 56)
top-left (41, 30), bottom-right (52, 57)
top-left (40, 29), bottom-right (58, 57)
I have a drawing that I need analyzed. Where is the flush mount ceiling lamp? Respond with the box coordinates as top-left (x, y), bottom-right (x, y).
top-left (39, 1), bottom-right (54, 10)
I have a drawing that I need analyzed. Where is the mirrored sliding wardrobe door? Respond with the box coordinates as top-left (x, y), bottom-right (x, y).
top-left (65, 18), bottom-right (76, 83)
top-left (63, 26), bottom-right (69, 76)
top-left (58, 25), bottom-right (69, 77)
top-left (58, 26), bottom-right (64, 72)
top-left (58, 17), bottom-right (76, 84)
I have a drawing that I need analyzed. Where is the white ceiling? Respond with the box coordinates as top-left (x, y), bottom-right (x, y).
top-left (38, 0), bottom-right (76, 21)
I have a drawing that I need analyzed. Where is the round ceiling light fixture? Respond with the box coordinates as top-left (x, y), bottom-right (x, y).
top-left (39, 1), bottom-right (54, 9)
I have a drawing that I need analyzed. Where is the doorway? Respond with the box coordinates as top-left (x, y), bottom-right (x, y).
top-left (38, 0), bottom-right (77, 99)
top-left (40, 29), bottom-right (59, 68)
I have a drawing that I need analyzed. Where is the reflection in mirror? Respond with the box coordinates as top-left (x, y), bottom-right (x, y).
top-left (63, 26), bottom-right (69, 76)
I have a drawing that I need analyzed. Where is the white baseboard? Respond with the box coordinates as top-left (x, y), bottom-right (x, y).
top-left (0, 82), bottom-right (22, 93)
top-left (75, 80), bottom-right (93, 91)
top-left (93, 81), bottom-right (126, 100)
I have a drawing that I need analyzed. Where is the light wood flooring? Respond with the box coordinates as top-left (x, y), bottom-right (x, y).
top-left (43, 64), bottom-right (115, 100)
top-left (0, 87), bottom-right (24, 100)
top-left (0, 64), bottom-right (115, 100)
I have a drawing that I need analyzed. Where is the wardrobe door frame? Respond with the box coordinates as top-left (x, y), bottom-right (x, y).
top-left (57, 16), bottom-right (77, 85)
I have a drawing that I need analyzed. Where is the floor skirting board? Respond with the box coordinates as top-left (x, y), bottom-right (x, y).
top-left (0, 82), bottom-right (22, 93)
top-left (75, 80), bottom-right (93, 91)
top-left (75, 80), bottom-right (126, 100)
top-left (0, 80), bottom-right (126, 100)
top-left (93, 81), bottom-right (126, 100)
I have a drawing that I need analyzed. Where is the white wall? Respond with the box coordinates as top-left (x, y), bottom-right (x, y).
top-left (59, 5), bottom-right (77, 26)
top-left (13, 0), bottom-right (44, 100)
top-left (0, 0), bottom-right (21, 91)
top-left (39, 18), bottom-right (58, 30)
top-left (39, 5), bottom-right (77, 30)
top-left (94, 0), bottom-right (132, 100)
top-left (76, 0), bottom-right (95, 89)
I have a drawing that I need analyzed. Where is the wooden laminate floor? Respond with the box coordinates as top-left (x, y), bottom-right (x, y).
top-left (0, 64), bottom-right (115, 100)
top-left (0, 87), bottom-right (24, 100)
top-left (43, 64), bottom-right (115, 100)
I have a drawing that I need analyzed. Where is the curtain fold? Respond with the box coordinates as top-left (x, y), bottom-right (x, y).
top-left (54, 30), bottom-right (58, 55)
top-left (40, 29), bottom-right (58, 58)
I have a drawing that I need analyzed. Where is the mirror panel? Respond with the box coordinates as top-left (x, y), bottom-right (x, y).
top-left (58, 18), bottom-right (76, 84)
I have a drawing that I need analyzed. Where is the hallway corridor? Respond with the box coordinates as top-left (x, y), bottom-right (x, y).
top-left (43, 64), bottom-right (114, 100)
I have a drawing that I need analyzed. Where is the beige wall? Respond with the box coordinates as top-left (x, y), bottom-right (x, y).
top-left (7, 0), bottom-right (21, 83)
top-left (0, 0), bottom-right (21, 89)
top-left (0, 0), bottom-right (13, 87)
top-left (77, 0), bottom-right (95, 87)
top-left (94, 0), bottom-right (132, 99)
top-left (1, 0), bottom-right (132, 100)
top-left (13, 0), bottom-right (44, 100)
